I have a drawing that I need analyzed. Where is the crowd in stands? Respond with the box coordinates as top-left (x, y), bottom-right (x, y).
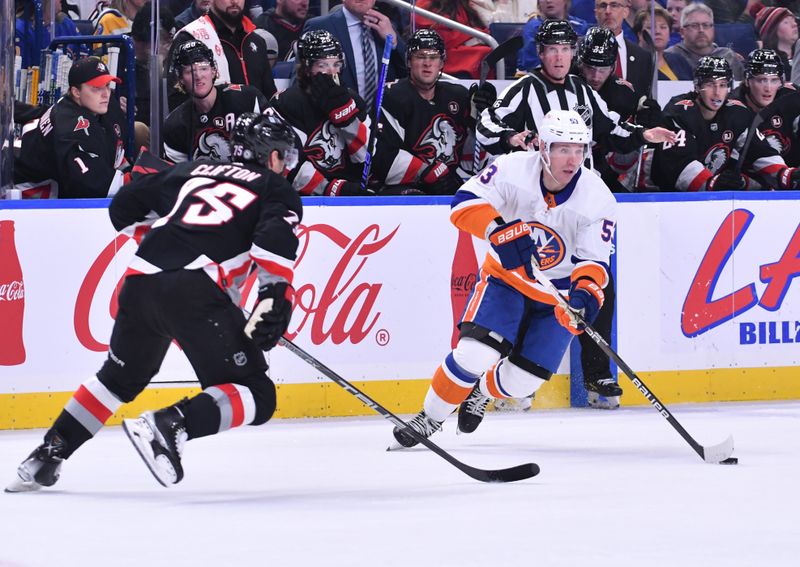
top-left (9, 0), bottom-right (800, 198)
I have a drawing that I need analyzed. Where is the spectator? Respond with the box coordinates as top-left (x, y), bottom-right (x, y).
top-left (519, 0), bottom-right (590, 72)
top-left (595, 0), bottom-right (655, 97)
top-left (625, 0), bottom-right (649, 29)
top-left (752, 4), bottom-right (798, 80)
top-left (413, 0), bottom-right (492, 78)
top-left (254, 0), bottom-right (308, 61)
top-left (14, 57), bottom-right (128, 198)
top-left (175, 0), bottom-right (212, 30)
top-left (665, 2), bottom-right (745, 80)
top-left (15, 0), bottom-right (80, 68)
top-left (634, 4), bottom-right (693, 79)
top-left (303, 0), bottom-right (407, 103)
top-left (168, 0), bottom-right (277, 109)
top-left (701, 0), bottom-right (753, 24)
top-left (482, 0), bottom-right (540, 22)
top-left (92, 0), bottom-right (147, 35)
top-left (130, 2), bottom-right (176, 127)
top-left (664, 0), bottom-right (684, 46)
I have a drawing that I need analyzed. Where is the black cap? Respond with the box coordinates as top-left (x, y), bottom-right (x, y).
top-left (68, 57), bottom-right (122, 88)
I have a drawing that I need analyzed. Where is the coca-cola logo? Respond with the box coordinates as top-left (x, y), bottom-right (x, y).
top-left (451, 273), bottom-right (476, 294)
top-left (74, 224), bottom-right (399, 351)
top-left (0, 280), bottom-right (24, 301)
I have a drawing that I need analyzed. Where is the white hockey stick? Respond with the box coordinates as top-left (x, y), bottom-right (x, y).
top-left (530, 263), bottom-right (736, 464)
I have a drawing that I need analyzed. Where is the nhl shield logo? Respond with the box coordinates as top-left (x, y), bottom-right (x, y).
top-left (233, 351), bottom-right (248, 366)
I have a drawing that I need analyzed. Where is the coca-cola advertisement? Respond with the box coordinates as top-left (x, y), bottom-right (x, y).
top-left (0, 204), bottom-right (458, 394)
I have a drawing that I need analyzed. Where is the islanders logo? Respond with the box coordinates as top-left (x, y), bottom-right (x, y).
top-left (529, 222), bottom-right (565, 269)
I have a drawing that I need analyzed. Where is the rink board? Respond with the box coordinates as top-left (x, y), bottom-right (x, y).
top-left (1, 193), bottom-right (798, 428)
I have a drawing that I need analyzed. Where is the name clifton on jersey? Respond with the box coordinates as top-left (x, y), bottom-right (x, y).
top-left (190, 164), bottom-right (263, 181)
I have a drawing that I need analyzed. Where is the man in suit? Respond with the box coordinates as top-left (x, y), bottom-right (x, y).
top-left (594, 0), bottom-right (654, 98)
top-left (303, 0), bottom-right (407, 106)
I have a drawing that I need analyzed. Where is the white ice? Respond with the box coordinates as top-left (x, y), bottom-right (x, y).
top-left (1, 401), bottom-right (797, 567)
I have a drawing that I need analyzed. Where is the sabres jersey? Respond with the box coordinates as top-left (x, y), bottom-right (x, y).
top-left (450, 151), bottom-right (616, 305)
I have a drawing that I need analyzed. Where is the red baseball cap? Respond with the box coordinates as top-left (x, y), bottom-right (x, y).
top-left (68, 57), bottom-right (123, 88)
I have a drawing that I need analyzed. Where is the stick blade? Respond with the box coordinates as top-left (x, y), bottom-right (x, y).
top-left (702, 435), bottom-right (734, 464)
top-left (469, 462), bottom-right (540, 483)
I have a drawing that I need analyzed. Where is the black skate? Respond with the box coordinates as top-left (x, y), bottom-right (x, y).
top-left (389, 410), bottom-right (443, 449)
top-left (123, 406), bottom-right (187, 487)
top-left (457, 384), bottom-right (491, 434)
top-left (585, 377), bottom-right (623, 410)
top-left (6, 432), bottom-right (67, 493)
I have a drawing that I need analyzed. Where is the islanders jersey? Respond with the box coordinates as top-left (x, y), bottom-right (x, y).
top-left (450, 151), bottom-right (616, 305)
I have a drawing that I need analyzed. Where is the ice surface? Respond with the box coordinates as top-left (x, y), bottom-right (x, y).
top-left (1, 401), bottom-right (797, 567)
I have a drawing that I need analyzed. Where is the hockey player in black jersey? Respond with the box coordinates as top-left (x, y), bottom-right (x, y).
top-left (371, 29), bottom-right (472, 195)
top-left (14, 57), bottom-right (128, 198)
top-left (653, 56), bottom-right (800, 191)
top-left (476, 19), bottom-right (676, 160)
top-left (6, 111), bottom-right (303, 491)
top-left (731, 49), bottom-right (800, 168)
top-left (270, 30), bottom-right (372, 196)
top-left (162, 41), bottom-right (270, 162)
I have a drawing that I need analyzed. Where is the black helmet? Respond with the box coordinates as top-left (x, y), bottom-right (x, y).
top-left (231, 110), bottom-right (298, 169)
top-left (578, 27), bottom-right (618, 67)
top-left (169, 40), bottom-right (215, 80)
top-left (694, 56), bottom-right (732, 87)
top-left (407, 29), bottom-right (446, 63)
top-left (296, 30), bottom-right (344, 68)
top-left (746, 48), bottom-right (784, 79)
top-left (535, 19), bottom-right (578, 49)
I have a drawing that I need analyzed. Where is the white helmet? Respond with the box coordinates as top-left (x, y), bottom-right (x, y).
top-left (538, 110), bottom-right (591, 148)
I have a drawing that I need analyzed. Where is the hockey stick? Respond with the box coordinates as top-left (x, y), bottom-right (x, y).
top-left (472, 35), bottom-right (524, 174)
top-left (633, 29), bottom-right (658, 190)
top-left (528, 263), bottom-right (735, 464)
top-left (278, 337), bottom-right (540, 483)
top-left (733, 112), bottom-right (764, 177)
top-left (360, 36), bottom-right (394, 191)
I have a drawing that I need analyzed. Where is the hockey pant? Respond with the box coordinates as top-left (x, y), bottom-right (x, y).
top-left (422, 276), bottom-right (574, 422)
top-left (49, 270), bottom-right (276, 458)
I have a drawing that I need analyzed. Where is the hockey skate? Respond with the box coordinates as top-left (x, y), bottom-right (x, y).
top-left (585, 377), bottom-right (623, 410)
top-left (6, 432), bottom-right (66, 493)
top-left (123, 406), bottom-right (187, 487)
top-left (389, 410), bottom-right (443, 450)
top-left (457, 384), bottom-right (491, 434)
top-left (493, 393), bottom-right (535, 412)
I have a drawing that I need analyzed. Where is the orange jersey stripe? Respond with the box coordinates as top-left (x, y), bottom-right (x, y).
top-left (484, 366), bottom-right (505, 399)
top-left (431, 366), bottom-right (474, 405)
top-left (450, 202), bottom-right (498, 238)
top-left (481, 256), bottom-right (558, 305)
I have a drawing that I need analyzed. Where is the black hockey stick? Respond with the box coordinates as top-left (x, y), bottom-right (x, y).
top-left (529, 263), bottom-right (735, 464)
top-left (278, 337), bottom-right (540, 483)
top-left (733, 112), bottom-right (764, 177)
top-left (361, 36), bottom-right (394, 191)
top-left (633, 29), bottom-right (658, 190)
top-left (472, 35), bottom-right (524, 173)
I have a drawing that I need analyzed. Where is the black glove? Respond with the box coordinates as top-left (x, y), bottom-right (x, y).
top-left (469, 82), bottom-right (497, 118)
top-left (324, 179), bottom-right (373, 196)
top-left (420, 161), bottom-right (462, 194)
top-left (636, 96), bottom-right (662, 128)
top-left (309, 73), bottom-right (358, 125)
top-left (706, 169), bottom-right (748, 191)
top-left (245, 282), bottom-right (294, 351)
top-left (778, 167), bottom-right (800, 189)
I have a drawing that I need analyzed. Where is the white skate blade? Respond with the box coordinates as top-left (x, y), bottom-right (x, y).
top-left (703, 435), bottom-right (735, 464)
top-left (123, 418), bottom-right (176, 487)
top-left (5, 475), bottom-right (43, 493)
top-left (587, 392), bottom-right (620, 410)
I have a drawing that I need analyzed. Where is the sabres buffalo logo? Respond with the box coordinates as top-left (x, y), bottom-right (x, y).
top-left (194, 129), bottom-right (232, 161)
top-left (306, 121), bottom-right (345, 172)
top-left (413, 114), bottom-right (463, 165)
top-left (528, 222), bottom-right (565, 270)
top-left (703, 143), bottom-right (730, 174)
top-left (763, 128), bottom-right (791, 156)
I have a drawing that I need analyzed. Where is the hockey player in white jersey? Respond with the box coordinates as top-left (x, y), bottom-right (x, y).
top-left (391, 110), bottom-right (616, 447)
